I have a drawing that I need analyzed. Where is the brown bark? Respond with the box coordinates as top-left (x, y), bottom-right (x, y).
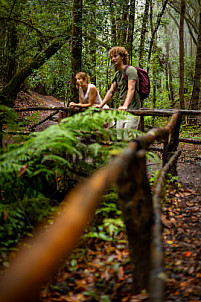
top-left (127, 0), bottom-right (136, 63)
top-left (117, 150), bottom-right (153, 293)
top-left (163, 114), bottom-right (182, 175)
top-left (13, 107), bottom-right (201, 116)
top-left (179, 0), bottom-right (186, 109)
top-left (120, 4), bottom-right (128, 46)
top-left (150, 0), bottom-right (156, 125)
top-left (69, 0), bottom-right (82, 103)
top-left (109, 0), bottom-right (117, 45)
top-left (179, 137), bottom-right (201, 144)
top-left (139, 0), bottom-right (150, 68)
top-left (190, 2), bottom-right (201, 111)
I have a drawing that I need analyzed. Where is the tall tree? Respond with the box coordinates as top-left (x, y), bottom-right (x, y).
top-left (139, 0), bottom-right (150, 68)
top-left (190, 1), bottom-right (201, 112)
top-left (109, 0), bottom-right (117, 45)
top-left (127, 0), bottom-right (136, 63)
top-left (120, 3), bottom-right (128, 46)
top-left (150, 0), bottom-right (156, 125)
top-left (69, 0), bottom-right (82, 103)
top-left (179, 0), bottom-right (185, 109)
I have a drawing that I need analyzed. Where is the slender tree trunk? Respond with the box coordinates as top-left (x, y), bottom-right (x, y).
top-left (179, 0), bottom-right (185, 109)
top-left (120, 4), bottom-right (128, 46)
top-left (139, 0), bottom-right (150, 68)
top-left (6, 21), bottom-right (18, 82)
top-left (165, 26), bottom-right (174, 106)
top-left (190, 2), bottom-right (201, 112)
top-left (70, 0), bottom-right (82, 103)
top-left (127, 0), bottom-right (136, 64)
top-left (110, 0), bottom-right (117, 45)
top-left (89, 0), bottom-right (97, 85)
top-left (150, 0), bottom-right (156, 125)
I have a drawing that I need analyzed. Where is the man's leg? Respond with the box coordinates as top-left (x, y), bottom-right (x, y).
top-left (116, 115), bottom-right (140, 140)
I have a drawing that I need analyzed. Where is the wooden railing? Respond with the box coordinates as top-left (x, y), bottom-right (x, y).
top-left (0, 108), bottom-right (201, 302)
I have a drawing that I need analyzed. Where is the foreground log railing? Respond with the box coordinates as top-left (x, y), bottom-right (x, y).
top-left (13, 106), bottom-right (201, 117)
top-left (10, 107), bottom-right (201, 146)
top-left (0, 113), bottom-right (181, 302)
top-left (0, 110), bottom-right (199, 302)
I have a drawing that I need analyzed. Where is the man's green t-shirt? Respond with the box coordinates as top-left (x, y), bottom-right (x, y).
top-left (112, 65), bottom-right (140, 110)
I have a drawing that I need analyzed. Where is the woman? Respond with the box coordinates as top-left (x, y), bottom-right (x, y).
top-left (69, 72), bottom-right (109, 109)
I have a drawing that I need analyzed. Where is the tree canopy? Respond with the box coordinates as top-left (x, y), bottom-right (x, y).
top-left (0, 0), bottom-right (201, 110)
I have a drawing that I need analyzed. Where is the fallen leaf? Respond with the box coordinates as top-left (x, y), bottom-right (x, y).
top-left (183, 251), bottom-right (192, 257)
top-left (18, 165), bottom-right (27, 177)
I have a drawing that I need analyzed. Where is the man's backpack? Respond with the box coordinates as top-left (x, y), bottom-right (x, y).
top-left (124, 65), bottom-right (150, 100)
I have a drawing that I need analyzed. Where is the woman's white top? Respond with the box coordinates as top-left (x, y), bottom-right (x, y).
top-left (79, 84), bottom-right (109, 109)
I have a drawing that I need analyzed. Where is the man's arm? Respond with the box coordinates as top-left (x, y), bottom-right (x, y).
top-left (96, 82), bottom-right (117, 108)
top-left (118, 79), bottom-right (136, 110)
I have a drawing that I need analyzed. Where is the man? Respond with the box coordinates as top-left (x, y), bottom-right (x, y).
top-left (96, 46), bottom-right (140, 134)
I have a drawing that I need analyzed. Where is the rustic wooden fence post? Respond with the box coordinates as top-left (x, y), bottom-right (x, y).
top-left (163, 114), bottom-right (181, 175)
top-left (116, 150), bottom-right (153, 293)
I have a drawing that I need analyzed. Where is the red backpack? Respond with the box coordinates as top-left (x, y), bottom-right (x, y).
top-left (124, 65), bottom-right (150, 100)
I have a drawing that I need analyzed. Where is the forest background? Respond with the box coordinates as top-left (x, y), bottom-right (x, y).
top-left (0, 0), bottom-right (201, 299)
top-left (0, 0), bottom-right (201, 111)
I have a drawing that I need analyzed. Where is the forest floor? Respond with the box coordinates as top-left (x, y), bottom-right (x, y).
top-left (5, 91), bottom-right (201, 301)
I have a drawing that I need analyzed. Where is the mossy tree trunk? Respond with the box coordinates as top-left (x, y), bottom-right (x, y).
top-left (0, 31), bottom-right (71, 107)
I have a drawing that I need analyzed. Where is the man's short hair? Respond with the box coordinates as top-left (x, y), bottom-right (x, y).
top-left (109, 47), bottom-right (129, 65)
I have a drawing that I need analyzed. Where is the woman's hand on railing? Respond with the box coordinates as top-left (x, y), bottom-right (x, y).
top-left (69, 102), bottom-right (76, 108)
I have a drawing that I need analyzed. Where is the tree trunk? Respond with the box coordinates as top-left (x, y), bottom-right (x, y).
top-left (190, 2), bottom-right (201, 112)
top-left (70, 0), bottom-right (82, 103)
top-left (120, 4), bottom-right (128, 46)
top-left (89, 0), bottom-right (97, 85)
top-left (150, 1), bottom-right (156, 125)
top-left (109, 0), bottom-right (117, 45)
top-left (139, 0), bottom-right (150, 68)
top-left (6, 21), bottom-right (18, 82)
top-left (127, 0), bottom-right (136, 64)
top-left (117, 150), bottom-right (153, 293)
top-left (0, 32), bottom-right (71, 107)
top-left (179, 0), bottom-right (186, 109)
top-left (165, 25), bottom-right (174, 106)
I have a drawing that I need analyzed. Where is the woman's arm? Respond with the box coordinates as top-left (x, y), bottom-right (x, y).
top-left (70, 86), bottom-right (97, 108)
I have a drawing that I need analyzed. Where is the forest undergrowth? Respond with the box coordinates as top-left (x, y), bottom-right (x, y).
top-left (1, 91), bottom-right (201, 302)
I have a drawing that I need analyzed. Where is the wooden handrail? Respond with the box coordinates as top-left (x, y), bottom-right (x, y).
top-left (0, 113), bottom-right (182, 302)
top-left (13, 106), bottom-right (201, 116)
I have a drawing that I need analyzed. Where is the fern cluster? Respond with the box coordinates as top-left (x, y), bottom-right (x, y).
top-left (0, 109), bottom-right (140, 202)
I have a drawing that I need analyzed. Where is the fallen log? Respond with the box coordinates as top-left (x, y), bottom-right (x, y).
top-left (179, 137), bottom-right (201, 145)
top-left (28, 110), bottom-right (59, 130)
